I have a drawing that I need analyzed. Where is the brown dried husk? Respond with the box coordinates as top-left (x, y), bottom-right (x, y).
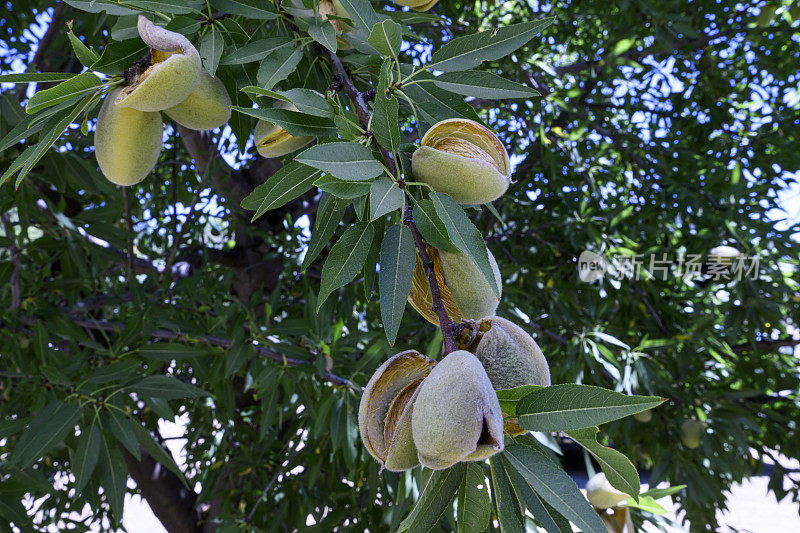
top-left (383, 377), bottom-right (424, 447)
top-left (407, 247), bottom-right (462, 325)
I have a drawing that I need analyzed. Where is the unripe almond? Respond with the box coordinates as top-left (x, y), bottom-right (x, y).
top-left (358, 350), bottom-right (434, 471)
top-left (411, 350), bottom-right (504, 470)
top-left (633, 409), bottom-right (652, 423)
top-left (586, 472), bottom-right (629, 509)
top-left (254, 100), bottom-right (314, 158)
top-left (680, 419), bottom-right (706, 449)
top-left (408, 247), bottom-right (501, 325)
top-left (116, 16), bottom-right (201, 112)
top-left (412, 118), bottom-right (510, 204)
top-left (94, 87), bottom-right (162, 186)
top-left (392, 0), bottom-right (439, 11)
top-left (165, 69), bottom-right (231, 130)
top-left (471, 316), bottom-right (551, 391)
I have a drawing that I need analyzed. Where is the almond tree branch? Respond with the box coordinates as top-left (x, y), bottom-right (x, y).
top-left (324, 49), bottom-right (457, 355)
top-left (69, 317), bottom-right (361, 391)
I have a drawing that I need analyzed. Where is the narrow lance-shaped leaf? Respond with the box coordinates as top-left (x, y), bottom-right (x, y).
top-left (413, 199), bottom-right (458, 253)
top-left (428, 18), bottom-right (554, 72)
top-left (209, 0), bottom-right (278, 19)
top-left (97, 434), bottom-right (127, 523)
top-left (302, 192), bottom-right (349, 270)
top-left (130, 421), bottom-right (188, 487)
top-left (430, 192), bottom-right (499, 296)
top-left (12, 401), bottom-right (82, 469)
top-left (317, 221), bottom-right (375, 311)
top-left (233, 106), bottom-right (336, 137)
top-left (368, 20), bottom-right (403, 59)
top-left (369, 176), bottom-right (404, 220)
top-left (310, 21), bottom-right (337, 53)
top-left (516, 384), bottom-right (665, 432)
top-left (296, 142), bottom-right (384, 181)
top-left (457, 462), bottom-right (492, 533)
top-left (241, 161), bottom-right (323, 221)
top-left (258, 47), bottom-right (304, 90)
top-left (398, 463), bottom-right (465, 532)
top-left (71, 422), bottom-right (101, 493)
top-left (379, 224), bottom-right (415, 344)
top-left (504, 442), bottom-right (607, 533)
top-left (25, 72), bottom-right (101, 115)
top-left (219, 38), bottom-right (292, 65)
top-left (489, 455), bottom-right (525, 533)
top-left (373, 58), bottom-right (400, 151)
top-left (505, 457), bottom-right (573, 533)
top-left (433, 70), bottom-right (540, 100)
top-left (126, 375), bottom-right (208, 400)
top-left (566, 426), bottom-right (640, 501)
top-left (199, 27), bottom-right (224, 76)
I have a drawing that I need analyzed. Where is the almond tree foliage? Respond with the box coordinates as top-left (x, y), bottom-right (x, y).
top-left (0, 1), bottom-right (799, 532)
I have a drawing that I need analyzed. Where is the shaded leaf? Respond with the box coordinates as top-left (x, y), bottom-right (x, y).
top-left (399, 463), bottom-right (465, 532)
top-left (296, 142), bottom-right (384, 181)
top-left (379, 224), bottom-right (415, 344)
top-left (567, 426), bottom-right (640, 500)
top-left (369, 176), bottom-right (404, 220)
top-left (317, 221), bottom-right (375, 310)
top-left (241, 161), bottom-right (322, 221)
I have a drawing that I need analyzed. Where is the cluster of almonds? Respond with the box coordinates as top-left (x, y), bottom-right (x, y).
top-left (95, 16), bottom-right (231, 186)
top-left (359, 316), bottom-right (551, 471)
top-left (359, 117), bottom-right (551, 471)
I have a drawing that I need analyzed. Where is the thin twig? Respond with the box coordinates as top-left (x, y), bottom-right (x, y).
top-left (1, 213), bottom-right (21, 310)
top-left (247, 445), bottom-right (303, 521)
top-left (325, 48), bottom-right (457, 355)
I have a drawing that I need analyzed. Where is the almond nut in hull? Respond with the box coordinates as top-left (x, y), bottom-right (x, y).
top-left (116, 16), bottom-right (201, 112)
top-left (94, 87), bottom-right (162, 186)
top-left (412, 118), bottom-right (510, 205)
top-left (165, 69), bottom-right (231, 131)
top-left (254, 100), bottom-right (314, 158)
top-left (411, 350), bottom-right (504, 470)
top-left (408, 247), bottom-right (501, 325)
top-left (358, 350), bottom-right (434, 471)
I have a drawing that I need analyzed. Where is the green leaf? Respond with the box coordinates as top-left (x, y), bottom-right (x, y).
top-left (516, 384), bottom-right (664, 432)
top-left (257, 47), bottom-right (304, 90)
top-left (240, 161), bottom-right (322, 221)
top-left (429, 18), bottom-right (554, 72)
top-left (412, 199), bottom-right (458, 253)
top-left (107, 410), bottom-right (142, 461)
top-left (335, 0), bottom-right (380, 35)
top-left (138, 342), bottom-right (208, 361)
top-left (379, 224), bottom-right (415, 345)
top-left (369, 176), bottom-right (404, 220)
top-left (0, 498), bottom-right (29, 527)
top-left (12, 401), bottom-right (82, 469)
top-left (88, 360), bottom-right (140, 384)
top-left (97, 435), bottom-right (127, 523)
top-left (504, 442), bottom-right (607, 533)
top-left (625, 495), bottom-right (667, 514)
top-left (121, 0), bottom-right (193, 14)
top-left (0, 73), bottom-right (76, 84)
top-left (92, 40), bottom-right (148, 76)
top-left (373, 59), bottom-right (400, 151)
top-left (130, 422), bottom-right (187, 487)
top-left (210, 0), bottom-right (278, 19)
top-left (640, 485), bottom-right (686, 500)
top-left (71, 423), bottom-right (101, 493)
top-left (232, 107), bottom-right (336, 137)
top-left (567, 427), bottom-right (640, 500)
top-left (302, 192), bottom-right (348, 270)
top-left (489, 456), bottom-right (525, 533)
top-left (279, 88), bottom-right (332, 117)
top-left (430, 192), bottom-right (499, 296)
top-left (67, 29), bottom-right (100, 68)
top-left (505, 458), bottom-right (573, 533)
top-left (310, 21), bottom-right (337, 53)
top-left (457, 462), bottom-right (491, 533)
top-left (368, 20), bottom-right (403, 58)
top-left (200, 27), bottom-right (224, 76)
top-left (496, 385), bottom-right (544, 417)
top-left (315, 175), bottom-right (373, 199)
top-left (433, 71), bottom-right (539, 99)
top-left (399, 463), bottom-right (465, 532)
top-left (25, 72), bottom-right (101, 115)
top-left (296, 142), bottom-right (384, 181)
top-left (225, 341), bottom-right (251, 377)
top-left (219, 38), bottom-right (292, 65)
top-left (127, 375), bottom-right (208, 400)
top-left (317, 221), bottom-right (375, 310)
top-left (364, 218), bottom-right (384, 301)
top-left (63, 0), bottom-right (138, 15)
